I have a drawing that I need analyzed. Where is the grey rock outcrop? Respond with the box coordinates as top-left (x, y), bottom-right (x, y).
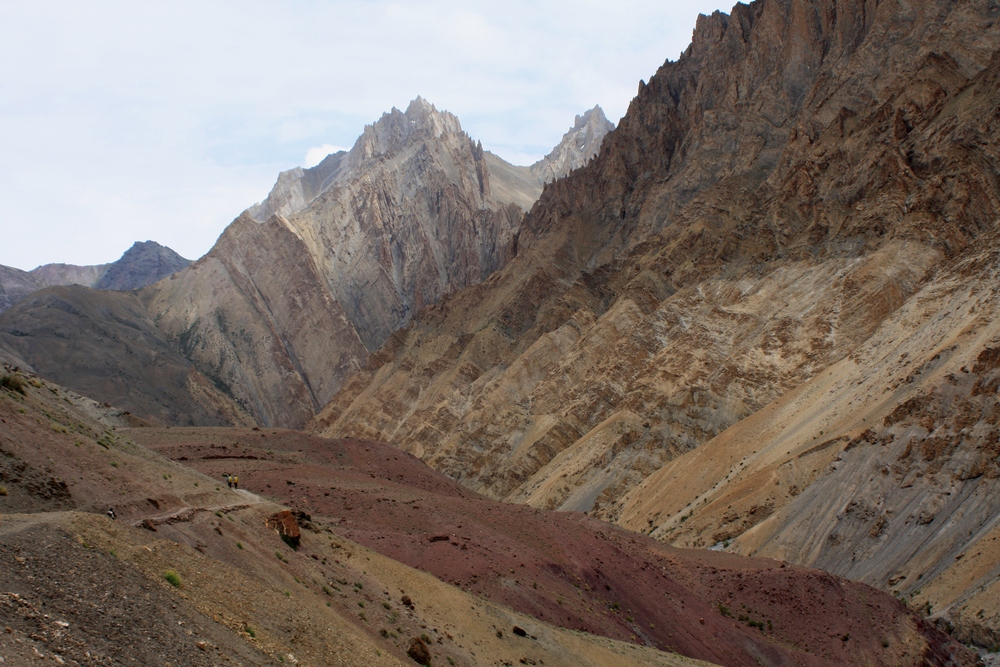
top-left (529, 106), bottom-right (615, 184)
top-left (145, 97), bottom-right (536, 427)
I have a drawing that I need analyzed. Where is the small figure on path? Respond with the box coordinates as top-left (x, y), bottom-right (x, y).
top-left (234, 475), bottom-right (239, 490)
top-left (107, 507), bottom-right (117, 520)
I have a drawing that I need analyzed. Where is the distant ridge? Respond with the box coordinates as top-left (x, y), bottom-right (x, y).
top-left (530, 105), bottom-right (615, 184)
top-left (0, 240), bottom-right (191, 313)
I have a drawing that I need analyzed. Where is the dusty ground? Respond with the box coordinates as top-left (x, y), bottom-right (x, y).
top-left (130, 425), bottom-right (975, 667)
top-left (0, 371), bottom-right (713, 667)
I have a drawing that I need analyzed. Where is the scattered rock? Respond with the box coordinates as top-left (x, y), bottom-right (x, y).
top-left (406, 636), bottom-right (431, 665)
top-left (265, 510), bottom-right (300, 548)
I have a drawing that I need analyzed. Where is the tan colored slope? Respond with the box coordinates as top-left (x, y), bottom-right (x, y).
top-left (312, 0), bottom-right (1000, 526)
top-left (616, 235), bottom-right (1000, 645)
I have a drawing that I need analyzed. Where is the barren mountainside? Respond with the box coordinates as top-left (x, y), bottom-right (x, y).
top-left (0, 100), bottom-right (606, 428)
top-left (0, 370), bottom-right (977, 666)
top-left (310, 0), bottom-right (1000, 641)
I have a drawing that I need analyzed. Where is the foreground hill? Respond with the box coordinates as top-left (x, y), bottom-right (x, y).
top-left (0, 370), bottom-right (715, 667)
top-left (0, 368), bottom-right (974, 665)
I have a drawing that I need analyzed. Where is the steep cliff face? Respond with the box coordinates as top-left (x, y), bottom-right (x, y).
top-left (529, 106), bottom-right (615, 184)
top-left (142, 98), bottom-right (562, 427)
top-left (313, 0), bottom-right (1000, 562)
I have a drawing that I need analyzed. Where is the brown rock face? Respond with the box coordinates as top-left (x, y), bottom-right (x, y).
top-left (312, 0), bottom-right (1000, 558)
top-left (406, 637), bottom-right (431, 665)
top-left (264, 510), bottom-right (301, 549)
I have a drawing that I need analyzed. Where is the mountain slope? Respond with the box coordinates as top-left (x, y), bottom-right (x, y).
top-left (0, 100), bottom-right (604, 428)
top-left (0, 371), bottom-right (711, 667)
top-left (0, 286), bottom-right (249, 426)
top-left (0, 264), bottom-right (44, 313)
top-left (0, 363), bottom-right (959, 667)
top-left (311, 0), bottom-right (1000, 582)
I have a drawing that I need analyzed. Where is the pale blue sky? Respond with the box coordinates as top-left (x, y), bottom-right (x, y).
top-left (0, 1), bottom-right (731, 270)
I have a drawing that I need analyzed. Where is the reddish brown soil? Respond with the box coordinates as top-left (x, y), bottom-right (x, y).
top-left (133, 427), bottom-right (972, 667)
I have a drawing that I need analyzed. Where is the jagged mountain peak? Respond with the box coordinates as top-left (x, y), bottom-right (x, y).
top-left (359, 96), bottom-right (466, 160)
top-left (530, 104), bottom-right (615, 184)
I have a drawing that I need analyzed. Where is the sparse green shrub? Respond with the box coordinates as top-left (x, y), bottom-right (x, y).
top-left (237, 542), bottom-right (243, 550)
top-left (0, 374), bottom-right (26, 395)
top-left (323, 586), bottom-right (332, 596)
top-left (382, 601), bottom-right (391, 609)
top-left (0, 485), bottom-right (7, 496)
top-left (245, 626), bottom-right (256, 638)
top-left (163, 570), bottom-right (182, 588)
top-left (358, 600), bottom-right (365, 608)
top-left (358, 611), bottom-right (366, 620)
top-left (718, 603), bottom-right (732, 617)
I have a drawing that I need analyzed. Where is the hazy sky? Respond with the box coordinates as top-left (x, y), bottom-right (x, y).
top-left (1, 1), bottom-right (731, 271)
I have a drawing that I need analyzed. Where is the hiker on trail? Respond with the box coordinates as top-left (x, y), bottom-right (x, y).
top-left (225, 473), bottom-right (232, 489)
top-left (234, 475), bottom-right (239, 490)
top-left (107, 507), bottom-right (117, 520)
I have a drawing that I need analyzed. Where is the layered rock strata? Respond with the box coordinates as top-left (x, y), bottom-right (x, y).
top-left (312, 0), bottom-right (1000, 609)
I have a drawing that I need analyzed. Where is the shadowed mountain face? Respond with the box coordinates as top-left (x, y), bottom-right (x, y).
top-left (0, 286), bottom-right (249, 426)
top-left (93, 240), bottom-right (191, 290)
top-left (1, 100), bottom-right (605, 428)
top-left (0, 265), bottom-right (45, 313)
